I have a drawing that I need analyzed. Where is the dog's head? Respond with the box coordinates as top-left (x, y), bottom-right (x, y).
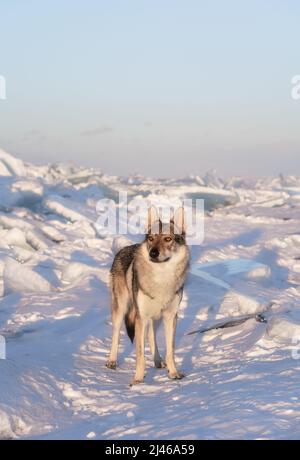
top-left (145, 206), bottom-right (186, 263)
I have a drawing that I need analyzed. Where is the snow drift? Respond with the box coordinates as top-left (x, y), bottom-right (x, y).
top-left (1, 148), bottom-right (300, 439)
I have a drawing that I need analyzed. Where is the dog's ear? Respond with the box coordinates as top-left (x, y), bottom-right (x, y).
top-left (147, 206), bottom-right (160, 234)
top-left (170, 210), bottom-right (175, 234)
top-left (174, 207), bottom-right (186, 235)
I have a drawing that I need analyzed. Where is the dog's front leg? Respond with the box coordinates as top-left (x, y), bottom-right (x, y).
top-left (163, 312), bottom-right (184, 380)
top-left (148, 319), bottom-right (165, 368)
top-left (131, 316), bottom-right (147, 385)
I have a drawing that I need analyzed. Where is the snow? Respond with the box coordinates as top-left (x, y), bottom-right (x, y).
top-left (266, 317), bottom-right (300, 341)
top-left (44, 195), bottom-right (92, 223)
top-left (0, 148), bottom-right (27, 176)
top-left (1, 148), bottom-right (300, 439)
top-left (3, 258), bottom-right (54, 295)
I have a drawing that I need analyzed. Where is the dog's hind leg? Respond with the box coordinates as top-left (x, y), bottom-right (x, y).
top-left (148, 319), bottom-right (165, 368)
top-left (131, 316), bottom-right (147, 385)
top-left (106, 288), bottom-right (128, 369)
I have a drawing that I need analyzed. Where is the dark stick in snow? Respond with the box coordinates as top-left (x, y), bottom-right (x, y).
top-left (187, 313), bottom-right (267, 335)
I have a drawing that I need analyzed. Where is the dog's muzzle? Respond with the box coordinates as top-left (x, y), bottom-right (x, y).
top-left (149, 248), bottom-right (159, 259)
top-left (149, 248), bottom-right (170, 263)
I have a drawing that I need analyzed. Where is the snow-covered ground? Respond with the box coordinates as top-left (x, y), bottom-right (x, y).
top-left (1, 147), bottom-right (300, 440)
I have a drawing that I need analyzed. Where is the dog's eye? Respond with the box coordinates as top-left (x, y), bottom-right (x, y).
top-left (148, 235), bottom-right (154, 242)
top-left (164, 237), bottom-right (172, 242)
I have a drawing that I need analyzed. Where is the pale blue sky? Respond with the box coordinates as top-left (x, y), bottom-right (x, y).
top-left (0, 0), bottom-right (300, 177)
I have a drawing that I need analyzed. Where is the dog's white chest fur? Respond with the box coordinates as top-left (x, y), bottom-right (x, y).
top-left (137, 289), bottom-right (180, 320)
top-left (134, 245), bottom-right (188, 320)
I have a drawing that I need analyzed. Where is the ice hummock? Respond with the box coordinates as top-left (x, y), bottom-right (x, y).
top-left (1, 148), bottom-right (300, 439)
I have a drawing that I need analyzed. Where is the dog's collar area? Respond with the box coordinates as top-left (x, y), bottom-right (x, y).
top-left (149, 257), bottom-right (171, 264)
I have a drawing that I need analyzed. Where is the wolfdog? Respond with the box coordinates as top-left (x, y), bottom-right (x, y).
top-left (106, 206), bottom-right (190, 385)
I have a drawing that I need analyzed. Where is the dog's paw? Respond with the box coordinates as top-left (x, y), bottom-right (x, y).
top-left (106, 360), bottom-right (117, 370)
top-left (154, 359), bottom-right (167, 369)
top-left (129, 379), bottom-right (144, 387)
top-left (168, 371), bottom-right (185, 380)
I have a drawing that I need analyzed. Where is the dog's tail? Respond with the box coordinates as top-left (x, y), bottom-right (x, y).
top-left (125, 303), bottom-right (136, 343)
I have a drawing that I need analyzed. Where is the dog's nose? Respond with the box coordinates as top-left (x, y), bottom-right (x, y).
top-left (149, 248), bottom-right (159, 259)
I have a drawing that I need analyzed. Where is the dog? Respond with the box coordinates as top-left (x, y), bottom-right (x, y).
top-left (106, 206), bottom-right (190, 385)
